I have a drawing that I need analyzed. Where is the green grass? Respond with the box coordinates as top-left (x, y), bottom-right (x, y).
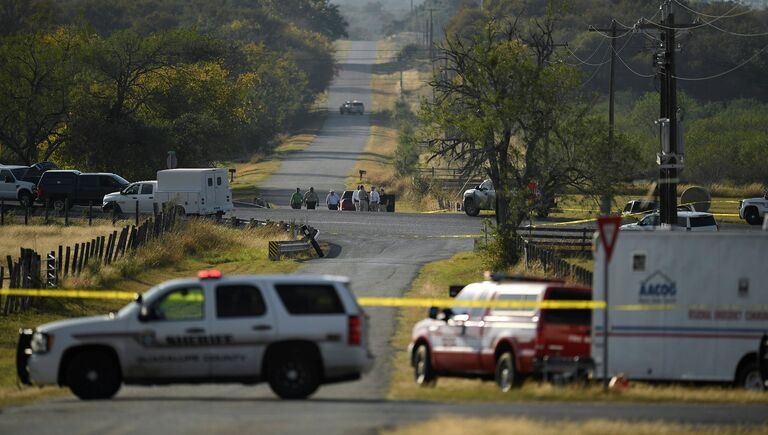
top-left (387, 251), bottom-right (768, 404)
top-left (0, 219), bottom-right (301, 407)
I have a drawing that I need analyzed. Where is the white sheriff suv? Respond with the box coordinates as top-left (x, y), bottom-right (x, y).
top-left (739, 194), bottom-right (768, 225)
top-left (17, 271), bottom-right (373, 400)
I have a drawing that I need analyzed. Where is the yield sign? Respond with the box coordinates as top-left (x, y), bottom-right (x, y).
top-left (597, 216), bottom-right (622, 262)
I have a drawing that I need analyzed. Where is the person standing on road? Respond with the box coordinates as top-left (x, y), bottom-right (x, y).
top-left (369, 186), bottom-right (380, 212)
top-left (290, 188), bottom-right (303, 209)
top-left (358, 185), bottom-right (369, 212)
top-left (326, 189), bottom-right (340, 210)
top-left (379, 187), bottom-right (387, 212)
top-left (353, 185), bottom-right (361, 211)
top-left (304, 186), bottom-right (319, 210)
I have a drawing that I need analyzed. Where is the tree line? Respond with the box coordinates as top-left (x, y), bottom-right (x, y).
top-left (0, 0), bottom-right (347, 180)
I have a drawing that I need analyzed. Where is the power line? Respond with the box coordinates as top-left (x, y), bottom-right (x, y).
top-left (672, 0), bottom-right (754, 19)
top-left (697, 21), bottom-right (768, 37)
top-left (638, 1), bottom-right (745, 32)
top-left (673, 41), bottom-right (768, 81)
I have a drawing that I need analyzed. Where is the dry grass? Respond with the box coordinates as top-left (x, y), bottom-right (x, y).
top-left (65, 219), bottom-right (293, 289)
top-left (0, 222), bottom-right (133, 275)
top-left (383, 417), bottom-right (768, 435)
top-left (387, 251), bottom-right (768, 404)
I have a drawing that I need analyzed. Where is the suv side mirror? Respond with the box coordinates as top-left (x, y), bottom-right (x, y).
top-left (428, 306), bottom-right (439, 319)
top-left (438, 308), bottom-right (454, 322)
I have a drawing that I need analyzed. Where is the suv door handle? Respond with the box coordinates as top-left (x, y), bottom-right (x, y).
top-left (252, 324), bottom-right (272, 331)
top-left (186, 327), bottom-right (205, 334)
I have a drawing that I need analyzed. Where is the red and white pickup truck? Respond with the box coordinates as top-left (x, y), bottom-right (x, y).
top-left (409, 275), bottom-right (592, 390)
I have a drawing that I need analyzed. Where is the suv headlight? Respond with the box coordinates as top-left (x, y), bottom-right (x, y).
top-left (30, 331), bottom-right (53, 354)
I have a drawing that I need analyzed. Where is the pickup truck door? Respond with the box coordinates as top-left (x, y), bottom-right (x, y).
top-left (207, 283), bottom-right (276, 377)
top-left (138, 183), bottom-right (156, 213)
top-left (122, 285), bottom-right (210, 379)
top-left (117, 183), bottom-right (141, 212)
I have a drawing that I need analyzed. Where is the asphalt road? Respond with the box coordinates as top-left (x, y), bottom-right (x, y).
top-left (257, 40), bottom-right (376, 207)
top-left (2, 42), bottom-right (766, 435)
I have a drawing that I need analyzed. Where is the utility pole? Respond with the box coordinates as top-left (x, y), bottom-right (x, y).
top-left (588, 20), bottom-right (618, 215)
top-left (638, 1), bottom-right (696, 225)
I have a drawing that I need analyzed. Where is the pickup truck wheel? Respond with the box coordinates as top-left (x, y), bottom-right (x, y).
top-left (267, 352), bottom-right (320, 399)
top-left (736, 360), bottom-right (764, 391)
top-left (463, 198), bottom-right (480, 217)
top-left (495, 352), bottom-right (522, 392)
top-left (66, 350), bottom-right (122, 400)
top-left (52, 198), bottom-right (68, 212)
top-left (414, 344), bottom-right (437, 387)
top-left (744, 207), bottom-right (762, 225)
top-left (18, 191), bottom-right (33, 208)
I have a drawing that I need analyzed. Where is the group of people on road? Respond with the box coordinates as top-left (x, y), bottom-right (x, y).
top-left (351, 184), bottom-right (384, 212)
top-left (290, 187), bottom-right (319, 210)
top-left (289, 185), bottom-right (388, 211)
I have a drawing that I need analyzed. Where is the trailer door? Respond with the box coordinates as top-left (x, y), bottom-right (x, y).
top-left (203, 173), bottom-right (215, 214)
top-left (213, 172), bottom-right (226, 210)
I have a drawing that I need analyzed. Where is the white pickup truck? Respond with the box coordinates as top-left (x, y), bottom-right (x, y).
top-left (17, 271), bottom-right (374, 400)
top-left (739, 194), bottom-right (768, 225)
top-left (103, 168), bottom-right (233, 216)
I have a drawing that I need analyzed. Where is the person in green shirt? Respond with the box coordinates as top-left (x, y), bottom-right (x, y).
top-left (290, 188), bottom-right (303, 209)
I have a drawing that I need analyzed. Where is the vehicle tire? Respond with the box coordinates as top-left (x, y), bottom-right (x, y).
top-left (736, 359), bottom-right (764, 391)
top-left (413, 344), bottom-right (437, 387)
top-left (52, 198), bottom-right (68, 212)
top-left (495, 352), bottom-right (522, 392)
top-left (104, 202), bottom-right (122, 214)
top-left (744, 207), bottom-right (762, 226)
top-left (463, 197), bottom-right (480, 217)
top-left (18, 190), bottom-right (34, 208)
top-left (66, 349), bottom-right (122, 400)
top-left (267, 351), bottom-right (321, 399)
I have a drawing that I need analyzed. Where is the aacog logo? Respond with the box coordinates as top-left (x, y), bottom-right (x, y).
top-left (639, 271), bottom-right (677, 303)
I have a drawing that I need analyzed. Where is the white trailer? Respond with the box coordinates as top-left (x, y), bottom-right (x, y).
top-left (592, 231), bottom-right (768, 389)
top-left (155, 168), bottom-right (233, 216)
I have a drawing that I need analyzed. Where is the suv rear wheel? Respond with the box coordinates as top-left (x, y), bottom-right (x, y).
top-left (495, 352), bottom-right (522, 391)
top-left (413, 344), bottom-right (436, 387)
top-left (66, 349), bottom-right (122, 400)
top-left (267, 350), bottom-right (321, 399)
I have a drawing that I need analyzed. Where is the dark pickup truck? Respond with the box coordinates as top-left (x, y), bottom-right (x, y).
top-left (37, 170), bottom-right (129, 211)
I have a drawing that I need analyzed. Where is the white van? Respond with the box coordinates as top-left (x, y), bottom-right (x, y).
top-left (592, 231), bottom-right (768, 389)
top-left (103, 169), bottom-right (233, 216)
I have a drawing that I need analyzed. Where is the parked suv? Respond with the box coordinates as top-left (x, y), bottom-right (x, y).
top-left (17, 271), bottom-right (373, 400)
top-left (739, 194), bottom-right (768, 225)
top-left (37, 170), bottom-right (129, 211)
top-left (0, 164), bottom-right (37, 207)
top-left (409, 275), bottom-right (592, 391)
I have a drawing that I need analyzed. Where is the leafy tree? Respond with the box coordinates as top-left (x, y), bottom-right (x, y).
top-left (420, 17), bottom-right (614, 266)
top-left (0, 0), bottom-right (55, 36)
top-left (0, 28), bottom-right (84, 163)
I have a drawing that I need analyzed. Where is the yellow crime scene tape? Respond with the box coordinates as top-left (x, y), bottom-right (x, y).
top-left (0, 288), bottom-right (679, 311)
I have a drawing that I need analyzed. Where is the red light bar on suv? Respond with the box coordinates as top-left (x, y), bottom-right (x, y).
top-left (198, 269), bottom-right (222, 279)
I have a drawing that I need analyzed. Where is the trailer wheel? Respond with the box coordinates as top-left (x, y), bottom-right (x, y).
top-left (495, 352), bottom-right (522, 391)
top-left (736, 360), bottom-right (764, 391)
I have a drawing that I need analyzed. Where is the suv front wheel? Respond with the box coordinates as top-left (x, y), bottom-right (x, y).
top-left (413, 344), bottom-right (436, 387)
top-left (66, 349), bottom-right (122, 400)
top-left (18, 190), bottom-right (34, 208)
top-left (463, 197), bottom-right (480, 217)
top-left (744, 207), bottom-right (762, 225)
top-left (267, 350), bottom-right (321, 399)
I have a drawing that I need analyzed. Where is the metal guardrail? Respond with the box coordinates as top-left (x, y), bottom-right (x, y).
top-left (269, 240), bottom-right (311, 261)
